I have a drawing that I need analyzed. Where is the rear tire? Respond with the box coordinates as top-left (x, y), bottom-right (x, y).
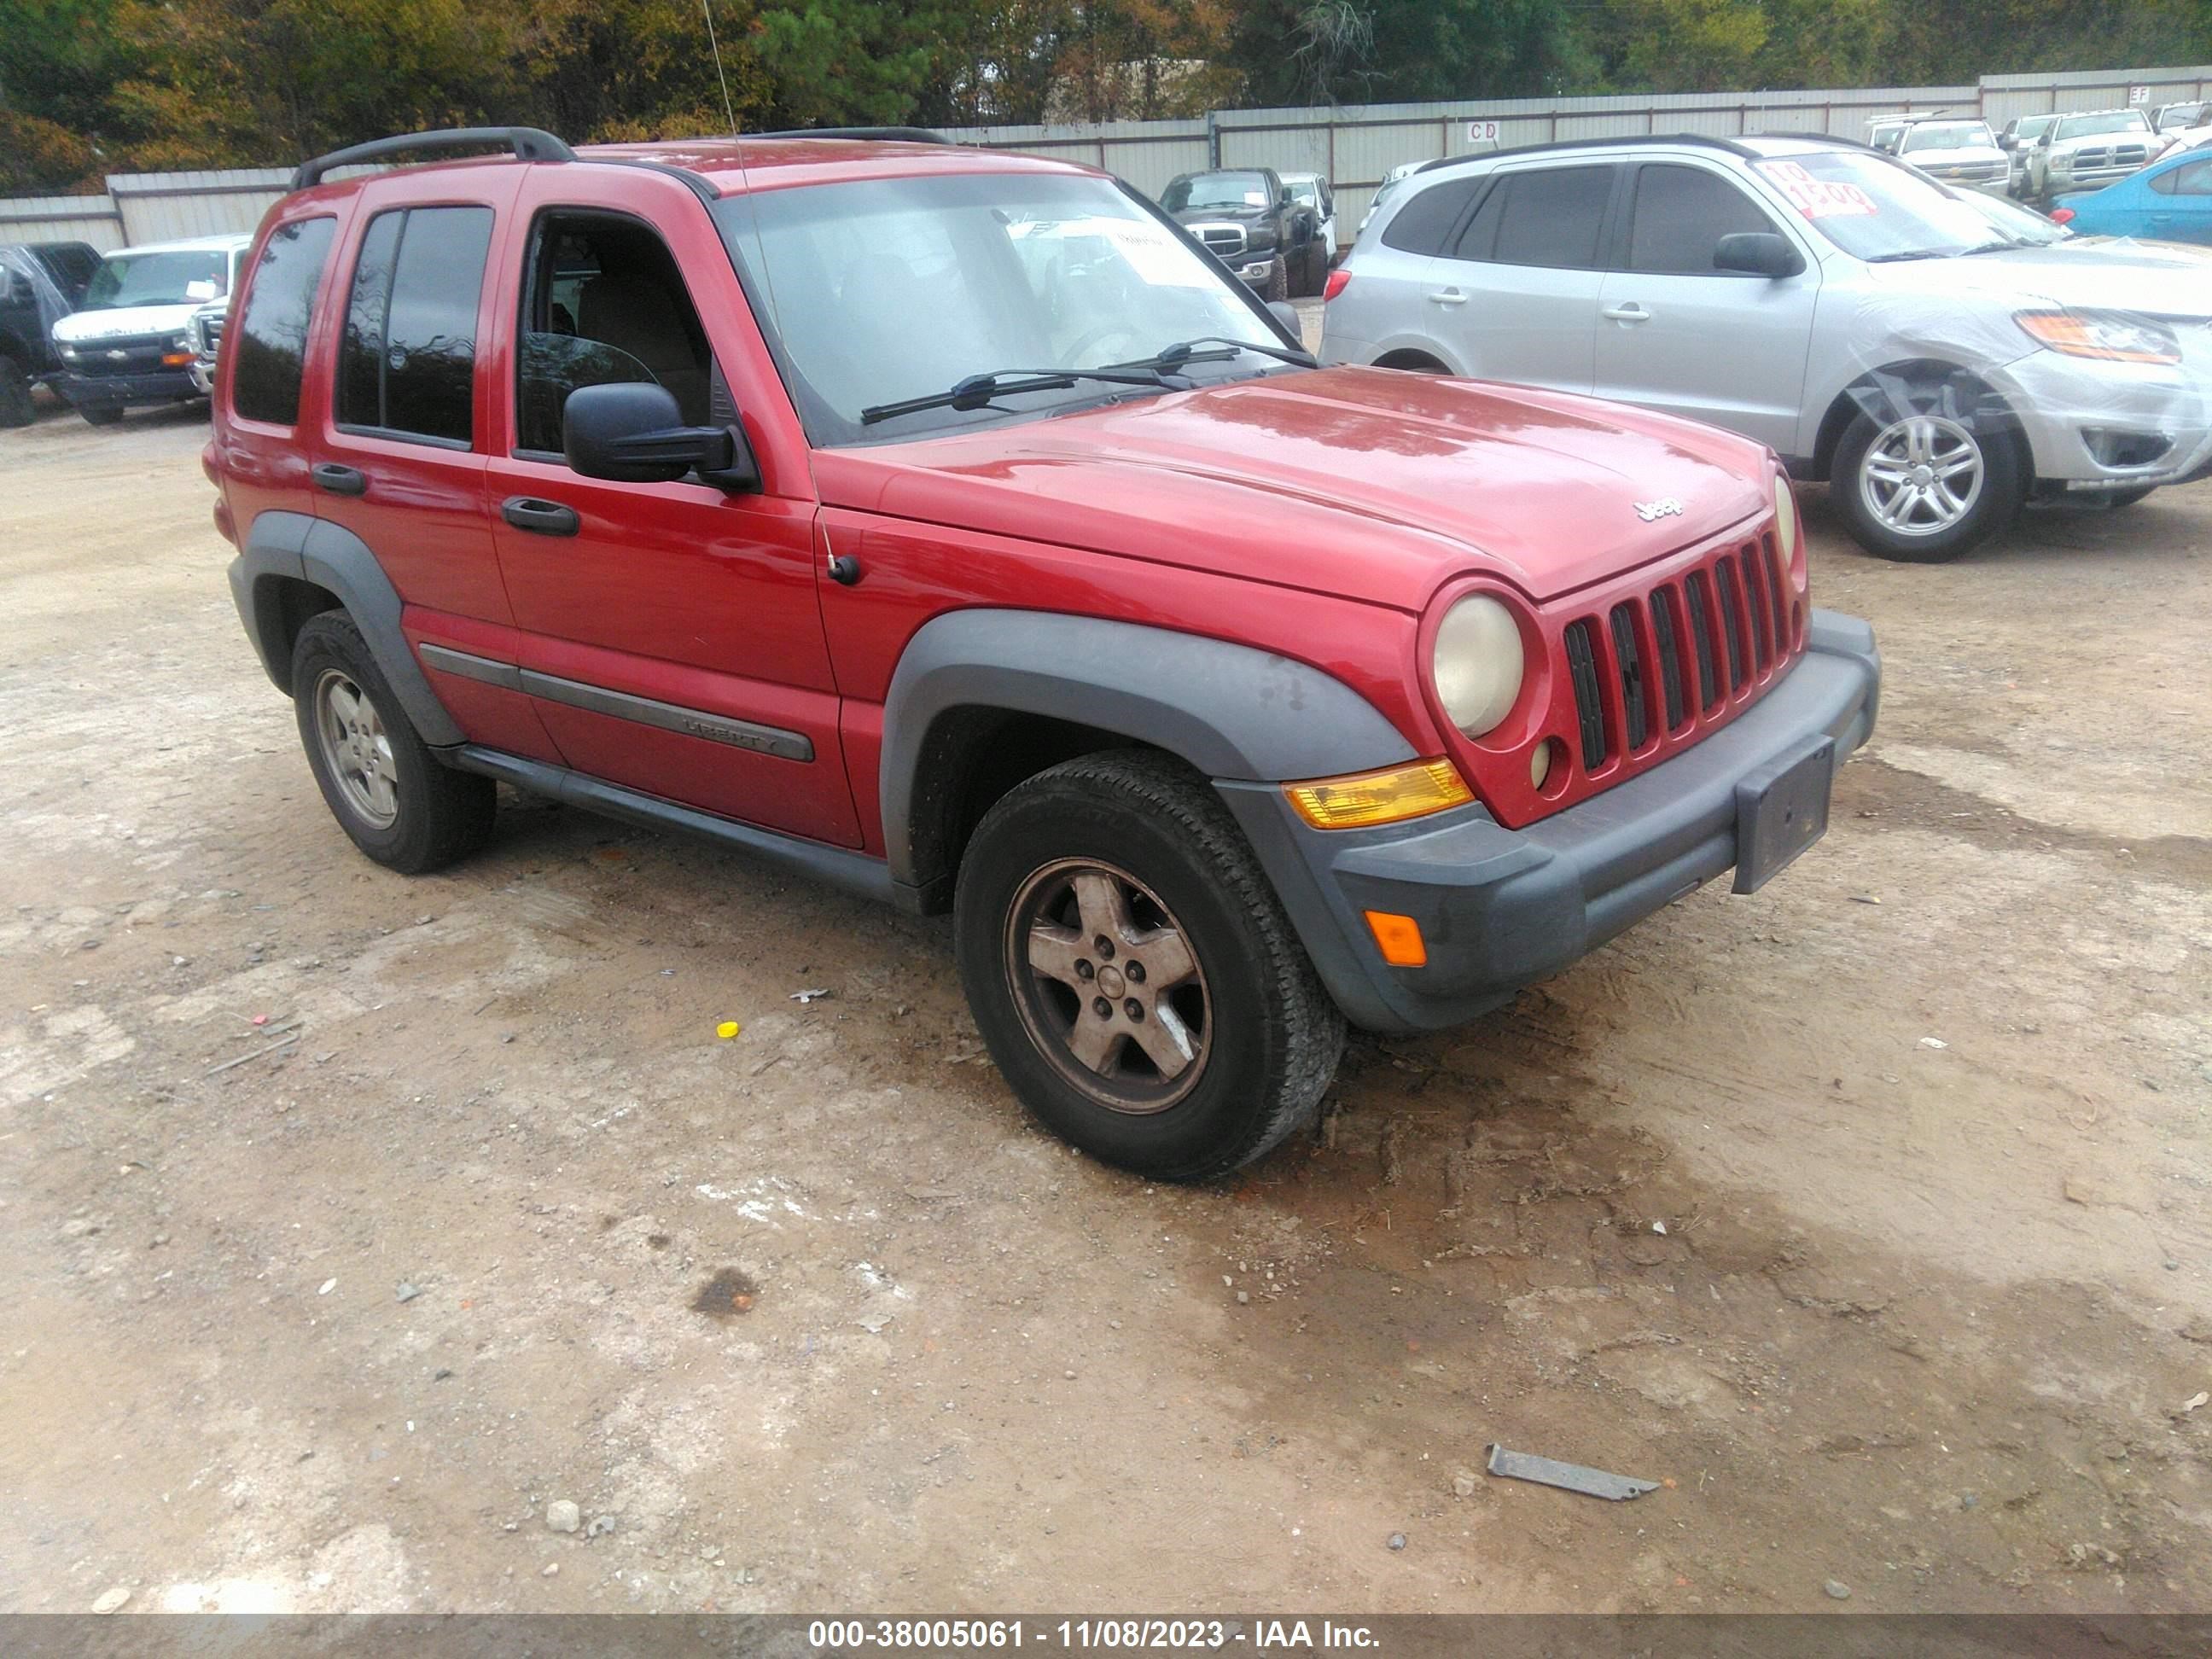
top-left (0, 358), bottom-right (33, 428)
top-left (1302, 240), bottom-right (1330, 297)
top-left (954, 751), bottom-right (1343, 1183)
top-left (1831, 378), bottom-right (2024, 562)
top-left (290, 611), bottom-right (496, 875)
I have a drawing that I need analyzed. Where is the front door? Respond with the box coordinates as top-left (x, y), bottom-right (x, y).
top-left (483, 171), bottom-right (859, 848)
top-left (1592, 161), bottom-right (1819, 454)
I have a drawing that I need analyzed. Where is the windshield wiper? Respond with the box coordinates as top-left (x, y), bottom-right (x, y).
top-left (860, 366), bottom-right (1180, 427)
top-left (1117, 335), bottom-right (1318, 372)
top-left (1956, 240), bottom-right (2023, 256)
top-left (1864, 248), bottom-right (1948, 263)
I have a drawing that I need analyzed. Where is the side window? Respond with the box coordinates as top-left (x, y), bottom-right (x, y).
top-left (336, 205), bottom-right (494, 446)
top-left (1626, 165), bottom-right (1782, 275)
top-left (1381, 177), bottom-right (1482, 255)
top-left (515, 210), bottom-right (720, 458)
top-left (1484, 167), bottom-right (1616, 270)
top-left (230, 217), bottom-right (336, 426)
top-left (2173, 160), bottom-right (2212, 195)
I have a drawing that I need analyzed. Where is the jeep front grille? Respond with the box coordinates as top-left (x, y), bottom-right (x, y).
top-left (1191, 223), bottom-right (1248, 259)
top-left (1560, 531), bottom-right (1798, 776)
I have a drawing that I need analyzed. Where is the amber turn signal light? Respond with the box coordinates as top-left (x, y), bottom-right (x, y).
top-left (1364, 910), bottom-right (1428, 968)
top-left (1283, 759), bottom-right (1472, 830)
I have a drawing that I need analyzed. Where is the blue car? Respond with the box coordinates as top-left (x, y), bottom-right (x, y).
top-left (2057, 147), bottom-right (2212, 242)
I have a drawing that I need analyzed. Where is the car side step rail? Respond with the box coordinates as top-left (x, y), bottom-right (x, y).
top-left (445, 747), bottom-right (911, 911)
top-left (292, 127), bottom-right (575, 191)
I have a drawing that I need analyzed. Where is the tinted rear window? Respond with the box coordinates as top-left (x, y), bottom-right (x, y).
top-left (337, 205), bottom-right (493, 445)
top-left (1489, 167), bottom-right (1615, 268)
top-left (230, 218), bottom-right (336, 425)
top-left (1381, 177), bottom-right (1481, 255)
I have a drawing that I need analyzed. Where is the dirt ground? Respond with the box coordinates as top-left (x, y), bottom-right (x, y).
top-left (3, 364), bottom-right (2209, 1621)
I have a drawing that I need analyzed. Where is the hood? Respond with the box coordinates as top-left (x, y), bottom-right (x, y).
top-left (814, 367), bottom-right (1772, 609)
top-left (2047, 130), bottom-right (2155, 155)
top-left (1908, 147), bottom-right (2006, 169)
top-left (1865, 244), bottom-right (2212, 319)
top-left (1173, 203), bottom-right (1272, 224)
top-left (53, 302), bottom-right (205, 342)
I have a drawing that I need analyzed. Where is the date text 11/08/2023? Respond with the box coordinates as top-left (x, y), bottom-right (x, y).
top-left (807, 1620), bottom-right (1382, 1650)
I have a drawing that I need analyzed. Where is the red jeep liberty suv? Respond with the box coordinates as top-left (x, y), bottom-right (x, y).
top-left (208, 127), bottom-right (1880, 1181)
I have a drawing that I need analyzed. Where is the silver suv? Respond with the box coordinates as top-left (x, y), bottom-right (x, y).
top-left (1322, 133), bottom-right (2212, 561)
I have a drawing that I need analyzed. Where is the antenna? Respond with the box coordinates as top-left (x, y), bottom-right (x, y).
top-left (701, 0), bottom-right (738, 141)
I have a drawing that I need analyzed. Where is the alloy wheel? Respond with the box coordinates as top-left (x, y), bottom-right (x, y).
top-left (1004, 858), bottom-right (1211, 1114)
top-left (1859, 413), bottom-right (1985, 538)
top-left (313, 667), bottom-right (399, 829)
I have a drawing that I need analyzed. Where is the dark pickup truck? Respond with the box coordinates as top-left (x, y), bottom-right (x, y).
top-left (0, 240), bottom-right (101, 426)
top-left (1159, 169), bottom-right (1325, 300)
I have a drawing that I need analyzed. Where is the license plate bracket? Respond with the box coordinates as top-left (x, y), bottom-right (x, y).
top-left (1732, 735), bottom-right (1836, 894)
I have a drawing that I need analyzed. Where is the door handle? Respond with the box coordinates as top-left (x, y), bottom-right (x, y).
top-left (1426, 288), bottom-right (1468, 306)
top-left (501, 496), bottom-right (580, 537)
top-left (1601, 302), bottom-right (1650, 323)
top-left (311, 462), bottom-right (367, 497)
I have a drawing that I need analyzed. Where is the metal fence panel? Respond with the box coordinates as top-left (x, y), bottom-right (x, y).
top-left (12, 62), bottom-right (2212, 253)
top-left (0, 194), bottom-right (125, 250)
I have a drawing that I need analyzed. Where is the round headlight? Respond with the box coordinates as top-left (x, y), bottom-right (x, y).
top-left (1432, 595), bottom-right (1525, 738)
top-left (1773, 475), bottom-right (1798, 563)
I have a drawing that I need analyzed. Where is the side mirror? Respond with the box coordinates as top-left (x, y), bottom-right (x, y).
top-left (1714, 231), bottom-right (1802, 278)
top-left (563, 381), bottom-right (759, 491)
top-left (1266, 300), bottom-right (1301, 338)
top-left (1998, 134), bottom-right (2017, 151)
top-left (3, 272), bottom-right (32, 307)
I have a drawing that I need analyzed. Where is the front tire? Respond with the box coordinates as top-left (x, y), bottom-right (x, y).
top-left (290, 612), bottom-right (495, 874)
top-left (1262, 255), bottom-right (1289, 304)
top-left (0, 358), bottom-right (34, 428)
top-left (954, 751), bottom-right (1344, 1183)
top-left (1832, 381), bottom-right (2024, 562)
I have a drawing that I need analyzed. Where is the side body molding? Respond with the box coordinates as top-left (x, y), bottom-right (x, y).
top-left (227, 509), bottom-right (465, 748)
top-left (878, 609), bottom-right (1416, 892)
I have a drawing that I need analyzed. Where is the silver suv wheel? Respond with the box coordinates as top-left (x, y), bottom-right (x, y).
top-left (1857, 413), bottom-right (1984, 538)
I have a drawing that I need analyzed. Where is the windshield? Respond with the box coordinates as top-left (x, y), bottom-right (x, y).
top-left (1162, 172), bottom-right (1272, 212)
top-left (2056, 112), bottom-right (2151, 139)
top-left (1902, 124), bottom-right (1996, 153)
top-left (718, 172), bottom-right (1285, 445)
top-left (1753, 153), bottom-right (2003, 261)
top-left (82, 248), bottom-right (229, 311)
top-left (1285, 178), bottom-right (1318, 207)
top-left (2014, 116), bottom-right (2055, 142)
top-left (1965, 192), bottom-right (2069, 244)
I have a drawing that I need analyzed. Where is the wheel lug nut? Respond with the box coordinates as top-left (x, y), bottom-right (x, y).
top-left (1092, 997), bottom-right (1113, 1019)
top-left (1094, 936), bottom-right (1115, 960)
top-left (1125, 961), bottom-right (1145, 984)
top-left (1075, 960), bottom-right (1094, 980)
top-left (1125, 998), bottom-right (1144, 1021)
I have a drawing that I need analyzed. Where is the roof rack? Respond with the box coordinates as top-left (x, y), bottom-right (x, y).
top-left (292, 126), bottom-right (573, 191)
top-left (751, 126), bottom-right (950, 145)
top-left (1413, 131), bottom-right (1757, 175)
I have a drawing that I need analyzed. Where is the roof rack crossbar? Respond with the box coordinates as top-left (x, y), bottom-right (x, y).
top-left (750, 126), bottom-right (950, 145)
top-left (1413, 131), bottom-right (1761, 175)
top-left (293, 126), bottom-right (575, 191)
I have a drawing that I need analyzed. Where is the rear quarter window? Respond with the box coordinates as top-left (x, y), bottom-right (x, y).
top-left (230, 218), bottom-right (337, 426)
top-left (1381, 177), bottom-right (1482, 255)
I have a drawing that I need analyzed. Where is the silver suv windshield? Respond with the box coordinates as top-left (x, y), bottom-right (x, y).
top-left (2055, 112), bottom-right (2151, 139)
top-left (717, 172), bottom-right (1285, 445)
top-left (1753, 153), bottom-right (2003, 261)
top-left (1901, 123), bottom-right (1995, 153)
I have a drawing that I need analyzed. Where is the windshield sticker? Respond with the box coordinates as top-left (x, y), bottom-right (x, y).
top-left (1755, 160), bottom-right (1877, 220)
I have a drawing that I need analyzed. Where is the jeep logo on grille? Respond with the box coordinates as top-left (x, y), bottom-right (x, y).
top-left (1634, 498), bottom-right (1685, 522)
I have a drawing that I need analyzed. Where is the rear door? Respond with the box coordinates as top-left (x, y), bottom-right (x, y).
top-left (482, 167), bottom-right (859, 847)
top-left (1592, 160), bottom-right (1819, 452)
top-left (1429, 163), bottom-right (1617, 393)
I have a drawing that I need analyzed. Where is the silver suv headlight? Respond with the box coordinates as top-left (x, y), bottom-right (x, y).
top-left (1432, 595), bottom-right (1526, 738)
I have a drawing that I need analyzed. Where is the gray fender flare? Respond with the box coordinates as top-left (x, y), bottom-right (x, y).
top-left (878, 609), bottom-right (1415, 891)
top-left (228, 509), bottom-right (464, 747)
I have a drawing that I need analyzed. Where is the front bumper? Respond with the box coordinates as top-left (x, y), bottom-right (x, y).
top-left (59, 368), bottom-right (200, 408)
top-left (1996, 343), bottom-right (2212, 486)
top-left (1219, 611), bottom-right (1881, 1033)
top-left (188, 357), bottom-right (217, 395)
top-left (1234, 256), bottom-right (1278, 285)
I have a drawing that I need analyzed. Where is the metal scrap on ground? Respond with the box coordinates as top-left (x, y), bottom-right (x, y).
top-left (1486, 1442), bottom-right (1662, 1501)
